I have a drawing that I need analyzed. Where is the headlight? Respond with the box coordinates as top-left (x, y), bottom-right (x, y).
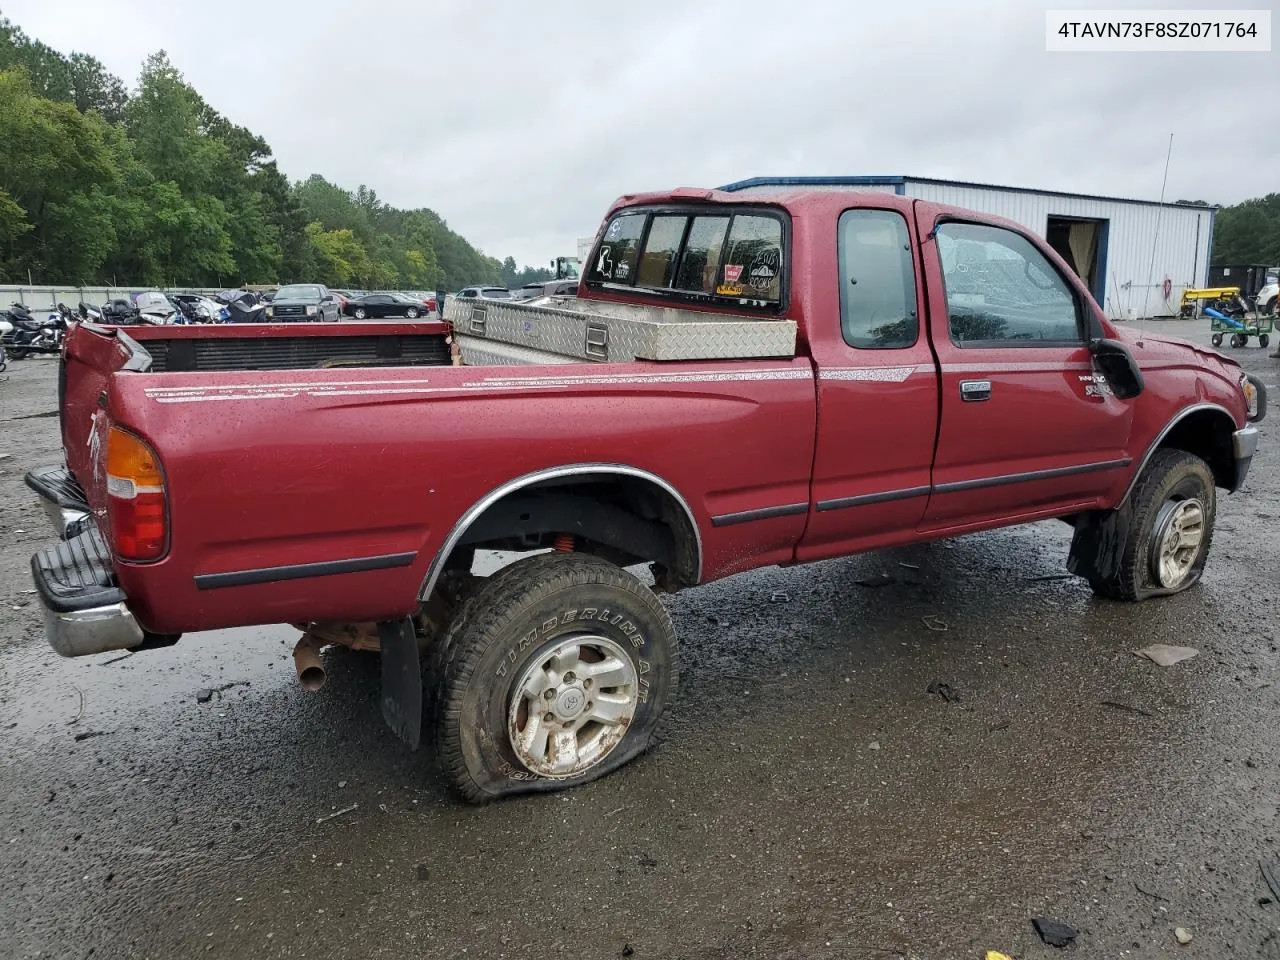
top-left (264, 306), bottom-right (274, 318)
top-left (1241, 375), bottom-right (1257, 418)
top-left (1241, 374), bottom-right (1267, 422)
top-left (306, 305), bottom-right (318, 317)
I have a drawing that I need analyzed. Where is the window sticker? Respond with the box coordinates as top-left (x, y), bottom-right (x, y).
top-left (747, 250), bottom-right (780, 292)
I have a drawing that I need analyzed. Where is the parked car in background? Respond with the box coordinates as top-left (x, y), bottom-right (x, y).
top-left (456, 286), bottom-right (511, 300)
top-left (512, 279), bottom-right (580, 301)
top-left (264, 284), bottom-right (341, 322)
top-left (399, 291), bottom-right (438, 314)
top-left (343, 292), bottom-right (427, 319)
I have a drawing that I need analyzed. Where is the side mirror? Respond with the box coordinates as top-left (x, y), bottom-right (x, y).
top-left (1089, 338), bottom-right (1144, 399)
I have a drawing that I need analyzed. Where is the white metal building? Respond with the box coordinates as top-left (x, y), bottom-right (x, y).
top-left (719, 176), bottom-right (1215, 320)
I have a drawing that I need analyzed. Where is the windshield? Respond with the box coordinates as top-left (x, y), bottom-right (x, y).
top-left (276, 285), bottom-right (322, 300)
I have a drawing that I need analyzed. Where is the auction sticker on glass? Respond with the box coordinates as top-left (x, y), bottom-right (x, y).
top-left (1046, 9), bottom-right (1270, 51)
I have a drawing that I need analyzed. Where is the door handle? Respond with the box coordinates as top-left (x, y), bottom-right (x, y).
top-left (960, 379), bottom-right (992, 402)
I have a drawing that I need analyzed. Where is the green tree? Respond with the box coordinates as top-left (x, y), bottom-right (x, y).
top-left (0, 68), bottom-right (121, 280)
top-left (1212, 195), bottom-right (1280, 266)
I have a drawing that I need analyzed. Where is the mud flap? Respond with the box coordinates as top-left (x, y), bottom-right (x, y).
top-left (1067, 502), bottom-right (1133, 581)
top-left (378, 618), bottom-right (421, 750)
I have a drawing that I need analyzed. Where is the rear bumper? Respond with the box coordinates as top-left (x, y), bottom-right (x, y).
top-left (26, 464), bottom-right (145, 657)
top-left (25, 463), bottom-right (90, 537)
top-left (42, 601), bottom-right (144, 658)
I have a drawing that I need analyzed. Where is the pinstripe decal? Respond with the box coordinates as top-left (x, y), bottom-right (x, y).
top-left (143, 368), bottom-right (811, 404)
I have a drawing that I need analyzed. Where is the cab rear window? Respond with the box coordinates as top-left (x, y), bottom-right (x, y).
top-left (586, 207), bottom-right (786, 311)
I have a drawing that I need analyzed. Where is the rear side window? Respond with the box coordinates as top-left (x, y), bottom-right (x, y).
top-left (838, 209), bottom-right (918, 349)
top-left (636, 215), bottom-right (687, 287)
top-left (673, 216), bottom-right (730, 293)
top-left (589, 213), bottom-right (645, 284)
top-left (718, 216), bottom-right (783, 301)
top-left (587, 206), bottom-right (786, 312)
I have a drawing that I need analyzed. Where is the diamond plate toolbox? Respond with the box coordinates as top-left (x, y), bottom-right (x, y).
top-left (443, 296), bottom-right (796, 362)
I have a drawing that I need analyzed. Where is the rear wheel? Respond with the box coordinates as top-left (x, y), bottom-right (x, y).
top-left (1265, 297), bottom-right (1277, 318)
top-left (1259, 334), bottom-right (1270, 349)
top-left (1087, 449), bottom-right (1215, 601)
top-left (353, 308), bottom-right (367, 320)
top-left (1211, 333), bottom-right (1224, 347)
top-left (9, 347), bottom-right (29, 360)
top-left (405, 307), bottom-right (419, 319)
top-left (1230, 333), bottom-right (1246, 348)
top-left (435, 553), bottom-right (678, 803)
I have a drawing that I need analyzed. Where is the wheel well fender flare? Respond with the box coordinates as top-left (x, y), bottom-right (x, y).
top-left (417, 464), bottom-right (703, 601)
top-left (1117, 402), bottom-right (1238, 506)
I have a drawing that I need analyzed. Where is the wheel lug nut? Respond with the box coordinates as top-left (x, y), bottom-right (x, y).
top-left (543, 712), bottom-right (555, 724)
top-left (583, 679), bottom-right (593, 689)
top-left (543, 689), bottom-right (556, 700)
top-left (585, 701), bottom-right (593, 711)
top-left (564, 671), bottom-right (576, 682)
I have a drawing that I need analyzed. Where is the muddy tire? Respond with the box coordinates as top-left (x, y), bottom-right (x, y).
top-left (1087, 450), bottom-right (1216, 601)
top-left (434, 553), bottom-right (678, 803)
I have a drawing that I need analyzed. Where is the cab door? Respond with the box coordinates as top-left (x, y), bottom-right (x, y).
top-left (797, 205), bottom-right (940, 562)
top-left (914, 208), bottom-right (1134, 529)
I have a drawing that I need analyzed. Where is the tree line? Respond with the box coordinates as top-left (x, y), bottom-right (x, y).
top-left (1207, 195), bottom-right (1280, 266)
top-left (0, 14), bottom-right (551, 290)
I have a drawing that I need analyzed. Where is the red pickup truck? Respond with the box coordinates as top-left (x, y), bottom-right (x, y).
top-left (27, 185), bottom-right (1266, 802)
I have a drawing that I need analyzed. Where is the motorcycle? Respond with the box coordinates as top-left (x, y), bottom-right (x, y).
top-left (0, 315), bottom-right (9, 372)
top-left (1, 302), bottom-right (67, 359)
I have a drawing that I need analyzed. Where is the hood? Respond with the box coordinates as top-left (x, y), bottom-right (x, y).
top-left (1108, 324), bottom-right (1240, 370)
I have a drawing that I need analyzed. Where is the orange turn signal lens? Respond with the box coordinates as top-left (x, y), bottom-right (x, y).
top-left (106, 426), bottom-right (164, 490)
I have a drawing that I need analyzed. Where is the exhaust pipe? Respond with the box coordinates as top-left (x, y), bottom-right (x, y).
top-left (293, 634), bottom-right (326, 691)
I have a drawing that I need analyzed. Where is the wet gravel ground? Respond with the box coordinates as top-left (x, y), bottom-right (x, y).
top-left (1, 322), bottom-right (1278, 960)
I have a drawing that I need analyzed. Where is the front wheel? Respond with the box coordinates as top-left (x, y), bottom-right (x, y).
top-left (405, 307), bottom-right (419, 319)
top-left (1211, 333), bottom-right (1224, 347)
top-left (353, 308), bottom-right (367, 320)
top-left (1086, 449), bottom-right (1216, 601)
top-left (1259, 334), bottom-right (1270, 349)
top-left (434, 553), bottom-right (679, 803)
top-left (1231, 333), bottom-right (1247, 348)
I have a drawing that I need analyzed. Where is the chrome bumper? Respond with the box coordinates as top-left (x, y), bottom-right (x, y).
top-left (42, 601), bottom-right (144, 658)
top-left (1233, 424), bottom-right (1258, 490)
top-left (39, 499), bottom-right (89, 538)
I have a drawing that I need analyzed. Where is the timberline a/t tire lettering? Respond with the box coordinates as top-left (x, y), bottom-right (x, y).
top-left (494, 607), bottom-right (647, 679)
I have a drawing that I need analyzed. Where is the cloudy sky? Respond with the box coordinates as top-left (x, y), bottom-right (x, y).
top-left (8, 0), bottom-right (1277, 266)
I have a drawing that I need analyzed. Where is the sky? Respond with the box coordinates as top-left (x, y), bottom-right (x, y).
top-left (7, 0), bottom-right (1278, 267)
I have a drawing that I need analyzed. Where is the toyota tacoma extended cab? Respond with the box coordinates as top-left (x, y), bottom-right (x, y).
top-left (26, 184), bottom-right (1267, 802)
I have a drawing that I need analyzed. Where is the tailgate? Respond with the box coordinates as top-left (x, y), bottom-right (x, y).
top-left (60, 324), bottom-right (148, 494)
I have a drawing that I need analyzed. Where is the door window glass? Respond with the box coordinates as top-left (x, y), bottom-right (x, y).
top-left (936, 222), bottom-right (1080, 345)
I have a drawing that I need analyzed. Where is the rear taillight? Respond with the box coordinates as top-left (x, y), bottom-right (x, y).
top-left (105, 426), bottom-right (168, 561)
